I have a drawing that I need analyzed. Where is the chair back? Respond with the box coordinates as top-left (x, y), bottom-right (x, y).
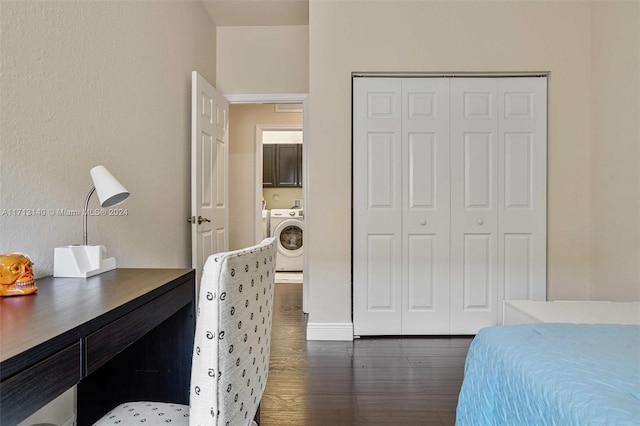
top-left (189, 238), bottom-right (277, 425)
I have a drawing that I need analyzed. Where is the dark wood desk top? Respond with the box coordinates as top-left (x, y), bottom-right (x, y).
top-left (0, 268), bottom-right (194, 381)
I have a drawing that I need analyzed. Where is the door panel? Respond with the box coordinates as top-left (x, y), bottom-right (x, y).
top-left (498, 78), bottom-right (547, 305)
top-left (276, 144), bottom-right (298, 186)
top-left (262, 144), bottom-right (275, 187)
top-left (201, 132), bottom-right (214, 208)
top-left (401, 78), bottom-right (450, 334)
top-left (462, 234), bottom-right (492, 310)
top-left (408, 133), bottom-right (436, 208)
top-left (200, 230), bottom-right (213, 272)
top-left (504, 233), bottom-right (532, 300)
top-left (407, 234), bottom-right (436, 310)
top-left (464, 132), bottom-right (493, 209)
top-left (504, 133), bottom-right (533, 208)
top-left (354, 78), bottom-right (402, 335)
top-left (367, 234), bottom-right (397, 311)
top-left (450, 78), bottom-right (499, 334)
top-left (368, 133), bottom-right (396, 208)
top-left (216, 140), bottom-right (226, 206)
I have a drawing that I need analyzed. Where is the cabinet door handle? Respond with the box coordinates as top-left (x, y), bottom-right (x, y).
top-left (419, 219), bottom-right (427, 226)
top-left (477, 219), bottom-right (484, 225)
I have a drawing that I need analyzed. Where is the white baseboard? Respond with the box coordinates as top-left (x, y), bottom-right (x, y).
top-left (61, 415), bottom-right (76, 426)
top-left (306, 322), bottom-right (353, 341)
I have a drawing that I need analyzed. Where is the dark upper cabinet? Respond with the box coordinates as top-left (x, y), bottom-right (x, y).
top-left (263, 144), bottom-right (302, 188)
top-left (263, 144), bottom-right (276, 187)
top-left (275, 144), bottom-right (298, 186)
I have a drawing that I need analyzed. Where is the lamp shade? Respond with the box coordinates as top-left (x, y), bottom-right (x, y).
top-left (89, 165), bottom-right (130, 207)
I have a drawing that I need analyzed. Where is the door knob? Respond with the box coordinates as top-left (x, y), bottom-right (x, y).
top-left (197, 216), bottom-right (211, 224)
top-left (188, 215), bottom-right (211, 225)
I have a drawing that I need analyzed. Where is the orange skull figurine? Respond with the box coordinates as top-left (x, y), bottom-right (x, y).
top-left (0, 253), bottom-right (37, 297)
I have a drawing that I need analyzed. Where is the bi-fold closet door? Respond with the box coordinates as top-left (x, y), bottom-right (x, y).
top-left (353, 76), bottom-right (546, 336)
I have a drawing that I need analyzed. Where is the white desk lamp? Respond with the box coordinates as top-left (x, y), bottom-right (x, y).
top-left (54, 165), bottom-right (130, 277)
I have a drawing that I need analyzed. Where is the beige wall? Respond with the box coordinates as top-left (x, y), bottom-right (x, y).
top-left (2, 1), bottom-right (215, 423)
top-left (589, 2), bottom-right (640, 300)
top-left (1, 1), bottom-right (215, 279)
top-left (263, 187), bottom-right (303, 210)
top-left (228, 104), bottom-right (302, 250)
top-left (216, 26), bottom-right (309, 94)
top-left (306, 0), bottom-right (640, 326)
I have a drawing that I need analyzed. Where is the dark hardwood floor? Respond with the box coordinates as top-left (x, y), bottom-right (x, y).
top-left (261, 283), bottom-right (473, 426)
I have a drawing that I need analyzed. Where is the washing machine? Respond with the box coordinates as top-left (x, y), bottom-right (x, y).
top-left (270, 209), bottom-right (303, 271)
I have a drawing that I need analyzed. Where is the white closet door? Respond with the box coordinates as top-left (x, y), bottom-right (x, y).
top-left (450, 78), bottom-right (500, 334)
top-left (498, 78), bottom-right (547, 309)
top-left (353, 78), bottom-right (403, 335)
top-left (401, 78), bottom-right (451, 334)
top-left (354, 76), bottom-right (547, 337)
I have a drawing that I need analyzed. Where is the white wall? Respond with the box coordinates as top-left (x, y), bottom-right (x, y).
top-left (0, 1), bottom-right (215, 278)
top-left (305, 0), bottom-right (640, 330)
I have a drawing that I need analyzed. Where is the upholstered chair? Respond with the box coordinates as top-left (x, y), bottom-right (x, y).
top-left (93, 238), bottom-right (277, 426)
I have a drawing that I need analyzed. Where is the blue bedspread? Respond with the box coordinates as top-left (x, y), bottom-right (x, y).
top-left (456, 323), bottom-right (640, 425)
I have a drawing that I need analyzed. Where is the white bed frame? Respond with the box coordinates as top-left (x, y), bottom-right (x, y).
top-left (503, 300), bottom-right (640, 326)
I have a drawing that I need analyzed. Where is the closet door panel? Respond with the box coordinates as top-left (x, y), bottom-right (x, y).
top-left (408, 133), bottom-right (436, 208)
top-left (407, 234), bottom-right (436, 308)
top-left (367, 234), bottom-right (399, 310)
top-left (498, 78), bottom-right (547, 304)
top-left (353, 78), bottom-right (402, 335)
top-left (463, 234), bottom-right (493, 309)
top-left (450, 78), bottom-right (499, 334)
top-left (503, 233), bottom-right (532, 300)
top-left (464, 132), bottom-right (493, 209)
top-left (402, 78), bottom-right (450, 334)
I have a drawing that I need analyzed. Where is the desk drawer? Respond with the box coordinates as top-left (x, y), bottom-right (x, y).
top-left (85, 282), bottom-right (192, 375)
top-left (0, 342), bottom-right (80, 425)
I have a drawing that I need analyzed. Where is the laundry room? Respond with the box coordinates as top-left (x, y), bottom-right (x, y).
top-left (227, 103), bottom-right (304, 278)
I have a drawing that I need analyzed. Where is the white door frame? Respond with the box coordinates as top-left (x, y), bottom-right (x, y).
top-left (225, 93), bottom-right (309, 313)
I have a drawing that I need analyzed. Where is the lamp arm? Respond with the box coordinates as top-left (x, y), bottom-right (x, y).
top-left (83, 187), bottom-right (96, 246)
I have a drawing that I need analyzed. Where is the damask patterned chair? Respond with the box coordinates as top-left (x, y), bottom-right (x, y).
top-left (93, 238), bottom-right (277, 426)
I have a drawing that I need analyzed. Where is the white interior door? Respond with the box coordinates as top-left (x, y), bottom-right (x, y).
top-left (401, 78), bottom-right (451, 334)
top-left (191, 71), bottom-right (229, 294)
top-left (353, 78), bottom-right (403, 335)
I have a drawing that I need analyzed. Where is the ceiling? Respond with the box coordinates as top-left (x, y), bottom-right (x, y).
top-left (201, 0), bottom-right (309, 26)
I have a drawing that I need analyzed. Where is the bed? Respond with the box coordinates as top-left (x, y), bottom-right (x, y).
top-left (456, 323), bottom-right (640, 425)
top-left (503, 300), bottom-right (640, 326)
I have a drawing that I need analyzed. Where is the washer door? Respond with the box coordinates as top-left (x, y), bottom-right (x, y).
top-left (273, 219), bottom-right (303, 258)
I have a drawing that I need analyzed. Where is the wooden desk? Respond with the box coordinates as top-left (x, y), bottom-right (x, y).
top-left (0, 268), bottom-right (195, 426)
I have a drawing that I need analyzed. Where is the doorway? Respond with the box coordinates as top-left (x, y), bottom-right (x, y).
top-left (226, 97), bottom-right (308, 312)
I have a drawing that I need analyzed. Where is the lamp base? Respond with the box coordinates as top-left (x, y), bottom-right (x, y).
top-left (54, 245), bottom-right (116, 278)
